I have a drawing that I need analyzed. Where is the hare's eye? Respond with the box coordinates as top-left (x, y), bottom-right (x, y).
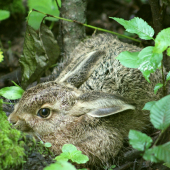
top-left (37, 108), bottom-right (50, 118)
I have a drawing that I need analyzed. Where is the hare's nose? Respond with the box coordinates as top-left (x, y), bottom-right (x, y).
top-left (8, 115), bottom-right (18, 125)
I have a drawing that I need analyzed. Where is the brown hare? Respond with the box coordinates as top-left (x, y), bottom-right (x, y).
top-left (8, 34), bottom-right (162, 169)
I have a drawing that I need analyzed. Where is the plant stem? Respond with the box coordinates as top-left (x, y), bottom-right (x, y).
top-left (31, 9), bottom-right (141, 43)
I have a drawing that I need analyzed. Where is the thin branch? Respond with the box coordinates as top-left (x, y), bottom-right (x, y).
top-left (31, 9), bottom-right (141, 43)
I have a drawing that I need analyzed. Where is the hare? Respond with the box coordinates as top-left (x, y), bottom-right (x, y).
top-left (8, 34), bottom-right (162, 169)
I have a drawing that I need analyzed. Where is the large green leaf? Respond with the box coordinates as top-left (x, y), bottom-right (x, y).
top-left (143, 142), bottom-right (170, 163)
top-left (153, 28), bottom-right (170, 53)
top-left (153, 142), bottom-right (170, 163)
top-left (150, 95), bottom-right (170, 130)
top-left (0, 86), bottom-right (24, 100)
top-left (129, 130), bottom-right (153, 151)
top-left (166, 71), bottom-right (170, 81)
top-left (0, 10), bottom-right (10, 21)
top-left (143, 101), bottom-right (156, 111)
top-left (154, 83), bottom-right (163, 94)
top-left (20, 24), bottom-right (60, 89)
top-left (28, 0), bottom-right (60, 29)
top-left (111, 17), bottom-right (154, 40)
top-left (138, 46), bottom-right (163, 83)
top-left (143, 148), bottom-right (159, 163)
top-left (116, 51), bottom-right (139, 68)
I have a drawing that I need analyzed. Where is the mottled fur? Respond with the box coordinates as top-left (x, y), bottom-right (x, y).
top-left (9, 34), bottom-right (162, 169)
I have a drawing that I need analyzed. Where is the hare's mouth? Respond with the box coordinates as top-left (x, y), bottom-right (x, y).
top-left (14, 120), bottom-right (33, 133)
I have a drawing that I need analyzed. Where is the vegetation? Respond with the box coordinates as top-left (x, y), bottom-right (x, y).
top-left (0, 53), bottom-right (25, 170)
top-left (0, 0), bottom-right (25, 15)
top-left (110, 17), bottom-right (170, 167)
top-left (44, 144), bottom-right (89, 170)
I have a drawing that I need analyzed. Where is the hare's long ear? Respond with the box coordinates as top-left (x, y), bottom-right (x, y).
top-left (56, 50), bottom-right (105, 88)
top-left (69, 92), bottom-right (136, 117)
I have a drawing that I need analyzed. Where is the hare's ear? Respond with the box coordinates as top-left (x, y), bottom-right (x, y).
top-left (87, 104), bottom-right (135, 117)
top-left (56, 50), bottom-right (105, 88)
top-left (69, 92), bottom-right (135, 117)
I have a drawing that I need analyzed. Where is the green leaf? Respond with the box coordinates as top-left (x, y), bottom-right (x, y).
top-left (56, 144), bottom-right (89, 164)
top-left (44, 142), bottom-right (52, 147)
top-left (116, 51), bottom-right (139, 68)
top-left (167, 47), bottom-right (170, 56)
top-left (20, 24), bottom-right (60, 89)
top-left (55, 153), bottom-right (69, 162)
top-left (111, 17), bottom-right (154, 40)
top-left (44, 161), bottom-right (76, 170)
top-left (153, 28), bottom-right (170, 53)
top-left (0, 49), bottom-right (4, 62)
top-left (28, 11), bottom-right (45, 30)
top-left (143, 148), bottom-right (160, 163)
top-left (150, 95), bottom-right (170, 130)
top-left (143, 101), bottom-right (156, 111)
top-left (71, 151), bottom-right (89, 164)
top-left (164, 162), bottom-right (170, 168)
top-left (57, 0), bottom-right (62, 7)
top-left (153, 142), bottom-right (170, 163)
top-left (166, 71), bottom-right (170, 81)
top-left (154, 83), bottom-right (163, 94)
top-left (0, 10), bottom-right (10, 21)
top-left (129, 130), bottom-right (153, 151)
top-left (143, 142), bottom-right (170, 163)
top-left (62, 144), bottom-right (77, 153)
top-left (138, 46), bottom-right (163, 83)
top-left (0, 86), bottom-right (24, 100)
top-left (28, 0), bottom-right (60, 29)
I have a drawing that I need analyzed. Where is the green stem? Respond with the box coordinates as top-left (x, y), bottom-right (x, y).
top-left (31, 9), bottom-right (141, 43)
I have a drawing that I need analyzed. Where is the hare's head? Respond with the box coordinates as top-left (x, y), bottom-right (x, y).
top-left (8, 80), bottom-right (137, 138)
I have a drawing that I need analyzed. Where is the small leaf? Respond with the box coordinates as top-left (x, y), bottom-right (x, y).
top-left (62, 144), bottom-right (77, 153)
top-left (55, 153), bottom-right (69, 162)
top-left (116, 51), bottom-right (139, 68)
top-left (44, 161), bottom-right (76, 170)
top-left (111, 17), bottom-right (154, 40)
top-left (143, 101), bottom-right (156, 111)
top-left (153, 28), bottom-right (170, 53)
top-left (154, 83), bottom-right (163, 94)
top-left (0, 86), bottom-right (24, 100)
top-left (71, 152), bottom-right (89, 164)
top-left (150, 95), bottom-right (170, 130)
top-left (138, 46), bottom-right (163, 83)
top-left (0, 49), bottom-right (4, 62)
top-left (44, 142), bottom-right (52, 147)
top-left (166, 71), bottom-right (170, 81)
top-left (0, 10), bottom-right (10, 21)
top-left (129, 130), bottom-right (153, 151)
top-left (167, 47), bottom-right (170, 56)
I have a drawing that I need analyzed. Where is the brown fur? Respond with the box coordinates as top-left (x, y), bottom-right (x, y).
top-left (8, 34), bottom-right (162, 169)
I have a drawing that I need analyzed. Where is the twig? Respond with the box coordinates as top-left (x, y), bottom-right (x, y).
top-left (31, 9), bottom-right (141, 43)
top-left (113, 162), bottom-right (133, 170)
